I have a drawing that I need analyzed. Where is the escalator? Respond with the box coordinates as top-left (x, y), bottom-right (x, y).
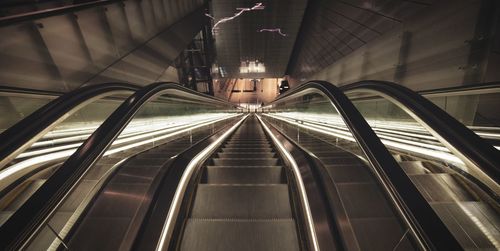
top-left (52, 114), bottom-right (306, 250)
top-left (51, 131), bottom-right (210, 250)
top-left (267, 116), bottom-right (498, 250)
top-left (0, 81), bottom-right (498, 250)
top-left (174, 115), bottom-right (301, 250)
top-left (289, 133), bottom-right (414, 250)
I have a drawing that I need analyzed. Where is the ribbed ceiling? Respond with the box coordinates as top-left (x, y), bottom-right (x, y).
top-left (210, 0), bottom-right (307, 78)
top-left (286, 0), bottom-right (435, 79)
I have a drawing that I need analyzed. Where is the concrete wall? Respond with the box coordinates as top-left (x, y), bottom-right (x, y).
top-left (288, 0), bottom-right (500, 126)
top-left (0, 0), bottom-right (206, 92)
top-left (299, 0), bottom-right (497, 91)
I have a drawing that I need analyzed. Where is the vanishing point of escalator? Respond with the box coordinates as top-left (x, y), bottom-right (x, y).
top-left (175, 115), bottom-right (301, 250)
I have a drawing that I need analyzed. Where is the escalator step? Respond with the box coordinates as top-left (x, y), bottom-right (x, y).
top-left (217, 152), bottom-right (276, 158)
top-left (431, 201), bottom-right (499, 249)
top-left (204, 166), bottom-right (284, 184)
top-left (226, 139), bottom-right (268, 143)
top-left (180, 219), bottom-right (300, 251)
top-left (212, 158), bottom-right (279, 166)
top-left (221, 147), bottom-right (273, 153)
top-left (224, 143), bottom-right (271, 148)
top-left (134, 153), bottom-right (176, 159)
top-left (190, 184), bottom-right (292, 218)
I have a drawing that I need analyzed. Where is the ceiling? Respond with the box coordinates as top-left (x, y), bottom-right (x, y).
top-left (209, 0), bottom-right (307, 78)
top-left (286, 0), bottom-right (435, 79)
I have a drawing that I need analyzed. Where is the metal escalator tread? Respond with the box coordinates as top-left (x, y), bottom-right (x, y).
top-left (397, 160), bottom-right (500, 249)
top-left (283, 125), bottom-right (416, 250)
top-left (65, 138), bottom-right (198, 250)
top-left (181, 219), bottom-right (299, 251)
top-left (179, 115), bottom-right (300, 251)
top-left (190, 184), bottom-right (292, 218)
top-left (205, 166), bottom-right (283, 184)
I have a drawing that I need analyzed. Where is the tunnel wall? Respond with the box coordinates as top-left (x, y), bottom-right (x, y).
top-left (295, 0), bottom-right (498, 91)
top-left (0, 0), bottom-right (207, 92)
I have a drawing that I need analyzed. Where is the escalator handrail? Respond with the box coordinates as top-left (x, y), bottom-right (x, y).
top-left (267, 80), bottom-right (461, 250)
top-left (0, 83), bottom-right (139, 170)
top-left (0, 82), bottom-right (236, 250)
top-left (341, 81), bottom-right (500, 195)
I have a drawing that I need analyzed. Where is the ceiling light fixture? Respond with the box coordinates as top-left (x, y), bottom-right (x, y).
top-left (206, 2), bottom-right (265, 34)
top-left (239, 60), bottom-right (266, 73)
top-left (258, 28), bottom-right (287, 36)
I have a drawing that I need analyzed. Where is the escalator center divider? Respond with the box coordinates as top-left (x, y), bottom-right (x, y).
top-left (45, 116), bottom-right (241, 250)
top-left (132, 115), bottom-right (247, 251)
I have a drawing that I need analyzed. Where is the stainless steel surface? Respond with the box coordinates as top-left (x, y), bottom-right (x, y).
top-left (181, 219), bottom-right (300, 251)
top-left (65, 131), bottom-right (213, 250)
top-left (178, 115), bottom-right (301, 251)
top-left (269, 119), bottom-right (416, 250)
top-left (191, 184), bottom-right (292, 219)
top-left (204, 166), bottom-right (284, 184)
top-left (272, 116), bottom-right (500, 250)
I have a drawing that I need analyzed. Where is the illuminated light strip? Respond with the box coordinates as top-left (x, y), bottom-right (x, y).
top-left (18, 114), bottom-right (230, 158)
top-left (41, 116), bottom-right (209, 139)
top-left (205, 13), bottom-right (215, 19)
top-left (265, 114), bottom-right (465, 166)
top-left (105, 114), bottom-right (240, 155)
top-left (277, 112), bottom-right (500, 146)
top-left (278, 113), bottom-right (500, 151)
top-left (274, 114), bottom-right (454, 152)
top-left (40, 120), bottom-right (180, 143)
top-left (17, 143), bottom-right (81, 159)
top-left (258, 28), bottom-right (287, 36)
top-left (18, 120), bottom-right (205, 158)
top-left (208, 2), bottom-right (264, 33)
top-left (0, 114), bottom-right (240, 192)
top-left (373, 127), bottom-right (437, 141)
top-left (256, 114), bottom-right (319, 251)
top-left (474, 131), bottom-right (500, 139)
top-left (287, 116), bottom-right (444, 149)
top-left (272, 114), bottom-right (463, 164)
top-left (155, 114), bottom-right (248, 251)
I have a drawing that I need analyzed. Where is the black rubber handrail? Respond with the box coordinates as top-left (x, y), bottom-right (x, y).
top-left (0, 82), bottom-right (236, 250)
top-left (133, 116), bottom-right (245, 251)
top-left (261, 114), bottom-right (359, 250)
top-left (341, 81), bottom-right (500, 196)
top-left (268, 80), bottom-right (461, 250)
top-left (0, 83), bottom-right (139, 170)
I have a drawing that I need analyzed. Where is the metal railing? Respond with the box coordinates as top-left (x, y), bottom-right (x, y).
top-left (0, 83), bottom-right (139, 170)
top-left (341, 81), bottom-right (500, 198)
top-left (265, 80), bottom-right (461, 250)
top-left (0, 82), bottom-right (237, 250)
